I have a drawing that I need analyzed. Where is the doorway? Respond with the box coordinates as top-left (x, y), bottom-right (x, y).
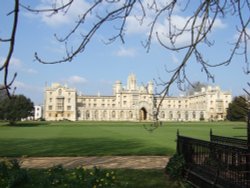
top-left (139, 107), bottom-right (147, 121)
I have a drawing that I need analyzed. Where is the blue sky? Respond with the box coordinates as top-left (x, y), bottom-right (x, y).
top-left (0, 0), bottom-right (249, 105)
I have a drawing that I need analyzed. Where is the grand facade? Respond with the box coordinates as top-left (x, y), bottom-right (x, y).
top-left (44, 74), bottom-right (232, 122)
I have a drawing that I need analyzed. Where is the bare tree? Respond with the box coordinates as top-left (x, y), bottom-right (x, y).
top-left (1, 1), bottom-right (249, 114)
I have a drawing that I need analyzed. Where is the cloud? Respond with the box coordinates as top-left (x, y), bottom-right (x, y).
top-left (116, 47), bottom-right (136, 57)
top-left (37, 0), bottom-right (90, 27)
top-left (25, 68), bottom-right (38, 74)
top-left (13, 81), bottom-right (43, 93)
top-left (0, 57), bottom-right (38, 74)
top-left (0, 57), bottom-right (22, 69)
top-left (66, 75), bottom-right (87, 85)
top-left (125, 8), bottom-right (226, 48)
top-left (154, 15), bottom-right (226, 47)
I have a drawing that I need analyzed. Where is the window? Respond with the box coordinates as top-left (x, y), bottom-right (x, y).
top-left (129, 111), bottom-right (133, 118)
top-left (192, 111), bottom-right (196, 119)
top-left (49, 98), bottom-right (52, 102)
top-left (86, 110), bottom-right (90, 119)
top-left (177, 111), bottom-right (181, 119)
top-left (112, 111), bottom-right (116, 118)
top-left (120, 111), bottom-right (124, 118)
top-left (67, 106), bottom-right (71, 110)
top-left (56, 98), bottom-right (64, 111)
top-left (200, 112), bottom-right (204, 120)
top-left (161, 111), bottom-right (165, 118)
top-left (94, 111), bottom-right (98, 119)
top-left (49, 105), bottom-right (52, 110)
top-left (103, 111), bottom-right (107, 118)
top-left (123, 101), bottom-right (127, 105)
top-left (169, 111), bottom-right (173, 119)
top-left (185, 111), bottom-right (188, 120)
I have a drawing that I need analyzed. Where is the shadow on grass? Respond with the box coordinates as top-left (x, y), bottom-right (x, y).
top-left (3, 121), bottom-right (51, 127)
top-left (0, 137), bottom-right (172, 157)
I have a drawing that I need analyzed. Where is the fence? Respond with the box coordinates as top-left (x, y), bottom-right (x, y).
top-left (177, 134), bottom-right (250, 188)
top-left (210, 130), bottom-right (248, 149)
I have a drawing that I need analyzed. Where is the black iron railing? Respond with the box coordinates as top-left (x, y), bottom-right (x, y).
top-left (177, 134), bottom-right (250, 188)
top-left (210, 133), bottom-right (247, 149)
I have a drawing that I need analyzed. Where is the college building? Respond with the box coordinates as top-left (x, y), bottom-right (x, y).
top-left (44, 74), bottom-right (232, 122)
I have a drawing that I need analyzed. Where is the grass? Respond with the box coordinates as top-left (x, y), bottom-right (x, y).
top-left (0, 121), bottom-right (246, 157)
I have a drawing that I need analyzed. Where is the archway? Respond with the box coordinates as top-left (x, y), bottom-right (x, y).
top-left (139, 107), bottom-right (147, 121)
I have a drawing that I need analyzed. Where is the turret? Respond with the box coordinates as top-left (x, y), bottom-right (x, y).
top-left (148, 81), bottom-right (154, 94)
top-left (127, 73), bottom-right (137, 90)
top-left (113, 80), bottom-right (122, 94)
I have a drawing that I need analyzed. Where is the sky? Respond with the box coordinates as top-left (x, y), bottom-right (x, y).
top-left (0, 0), bottom-right (249, 105)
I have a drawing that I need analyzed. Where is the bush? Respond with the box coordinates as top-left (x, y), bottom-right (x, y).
top-left (0, 159), bottom-right (29, 188)
top-left (32, 165), bottom-right (117, 188)
top-left (165, 154), bottom-right (185, 180)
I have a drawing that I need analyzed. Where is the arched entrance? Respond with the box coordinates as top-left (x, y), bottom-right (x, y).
top-left (139, 107), bottom-right (147, 121)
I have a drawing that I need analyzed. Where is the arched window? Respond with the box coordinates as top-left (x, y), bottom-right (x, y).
top-left (161, 111), bottom-right (165, 118)
top-left (86, 110), bottom-right (90, 119)
top-left (200, 111), bottom-right (204, 120)
top-left (185, 111), bottom-right (189, 121)
top-left (192, 111), bottom-right (196, 119)
top-left (177, 111), bottom-right (181, 119)
top-left (103, 110), bottom-right (107, 119)
top-left (120, 111), bottom-right (124, 119)
top-left (129, 111), bottom-right (133, 119)
top-left (169, 111), bottom-right (173, 120)
top-left (94, 110), bottom-right (98, 120)
top-left (112, 111), bottom-right (116, 118)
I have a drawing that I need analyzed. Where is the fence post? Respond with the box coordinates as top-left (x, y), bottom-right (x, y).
top-left (247, 112), bottom-right (250, 188)
top-left (176, 129), bottom-right (180, 154)
top-left (210, 128), bottom-right (213, 141)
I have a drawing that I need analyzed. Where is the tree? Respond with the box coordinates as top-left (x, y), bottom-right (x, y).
top-left (1, 0), bottom-right (249, 118)
top-left (227, 96), bottom-right (249, 121)
top-left (0, 85), bottom-right (8, 101)
top-left (0, 94), bottom-right (34, 124)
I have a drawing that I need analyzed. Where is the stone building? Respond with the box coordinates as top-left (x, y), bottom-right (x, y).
top-left (44, 74), bottom-right (232, 121)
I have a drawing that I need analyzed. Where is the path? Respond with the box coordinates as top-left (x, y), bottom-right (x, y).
top-left (17, 156), bottom-right (169, 169)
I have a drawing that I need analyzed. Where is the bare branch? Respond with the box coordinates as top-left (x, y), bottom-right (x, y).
top-left (0, 0), bottom-right (19, 97)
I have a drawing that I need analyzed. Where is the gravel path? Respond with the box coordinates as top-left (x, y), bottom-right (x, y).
top-left (16, 156), bottom-right (169, 169)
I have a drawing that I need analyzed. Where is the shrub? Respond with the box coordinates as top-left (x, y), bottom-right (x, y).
top-left (165, 154), bottom-right (185, 180)
top-left (36, 165), bottom-right (117, 188)
top-left (0, 159), bottom-right (29, 188)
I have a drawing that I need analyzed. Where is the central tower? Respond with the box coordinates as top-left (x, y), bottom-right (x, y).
top-left (127, 73), bottom-right (137, 90)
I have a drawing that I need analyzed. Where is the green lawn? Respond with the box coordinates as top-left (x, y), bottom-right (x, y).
top-left (0, 121), bottom-right (246, 157)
